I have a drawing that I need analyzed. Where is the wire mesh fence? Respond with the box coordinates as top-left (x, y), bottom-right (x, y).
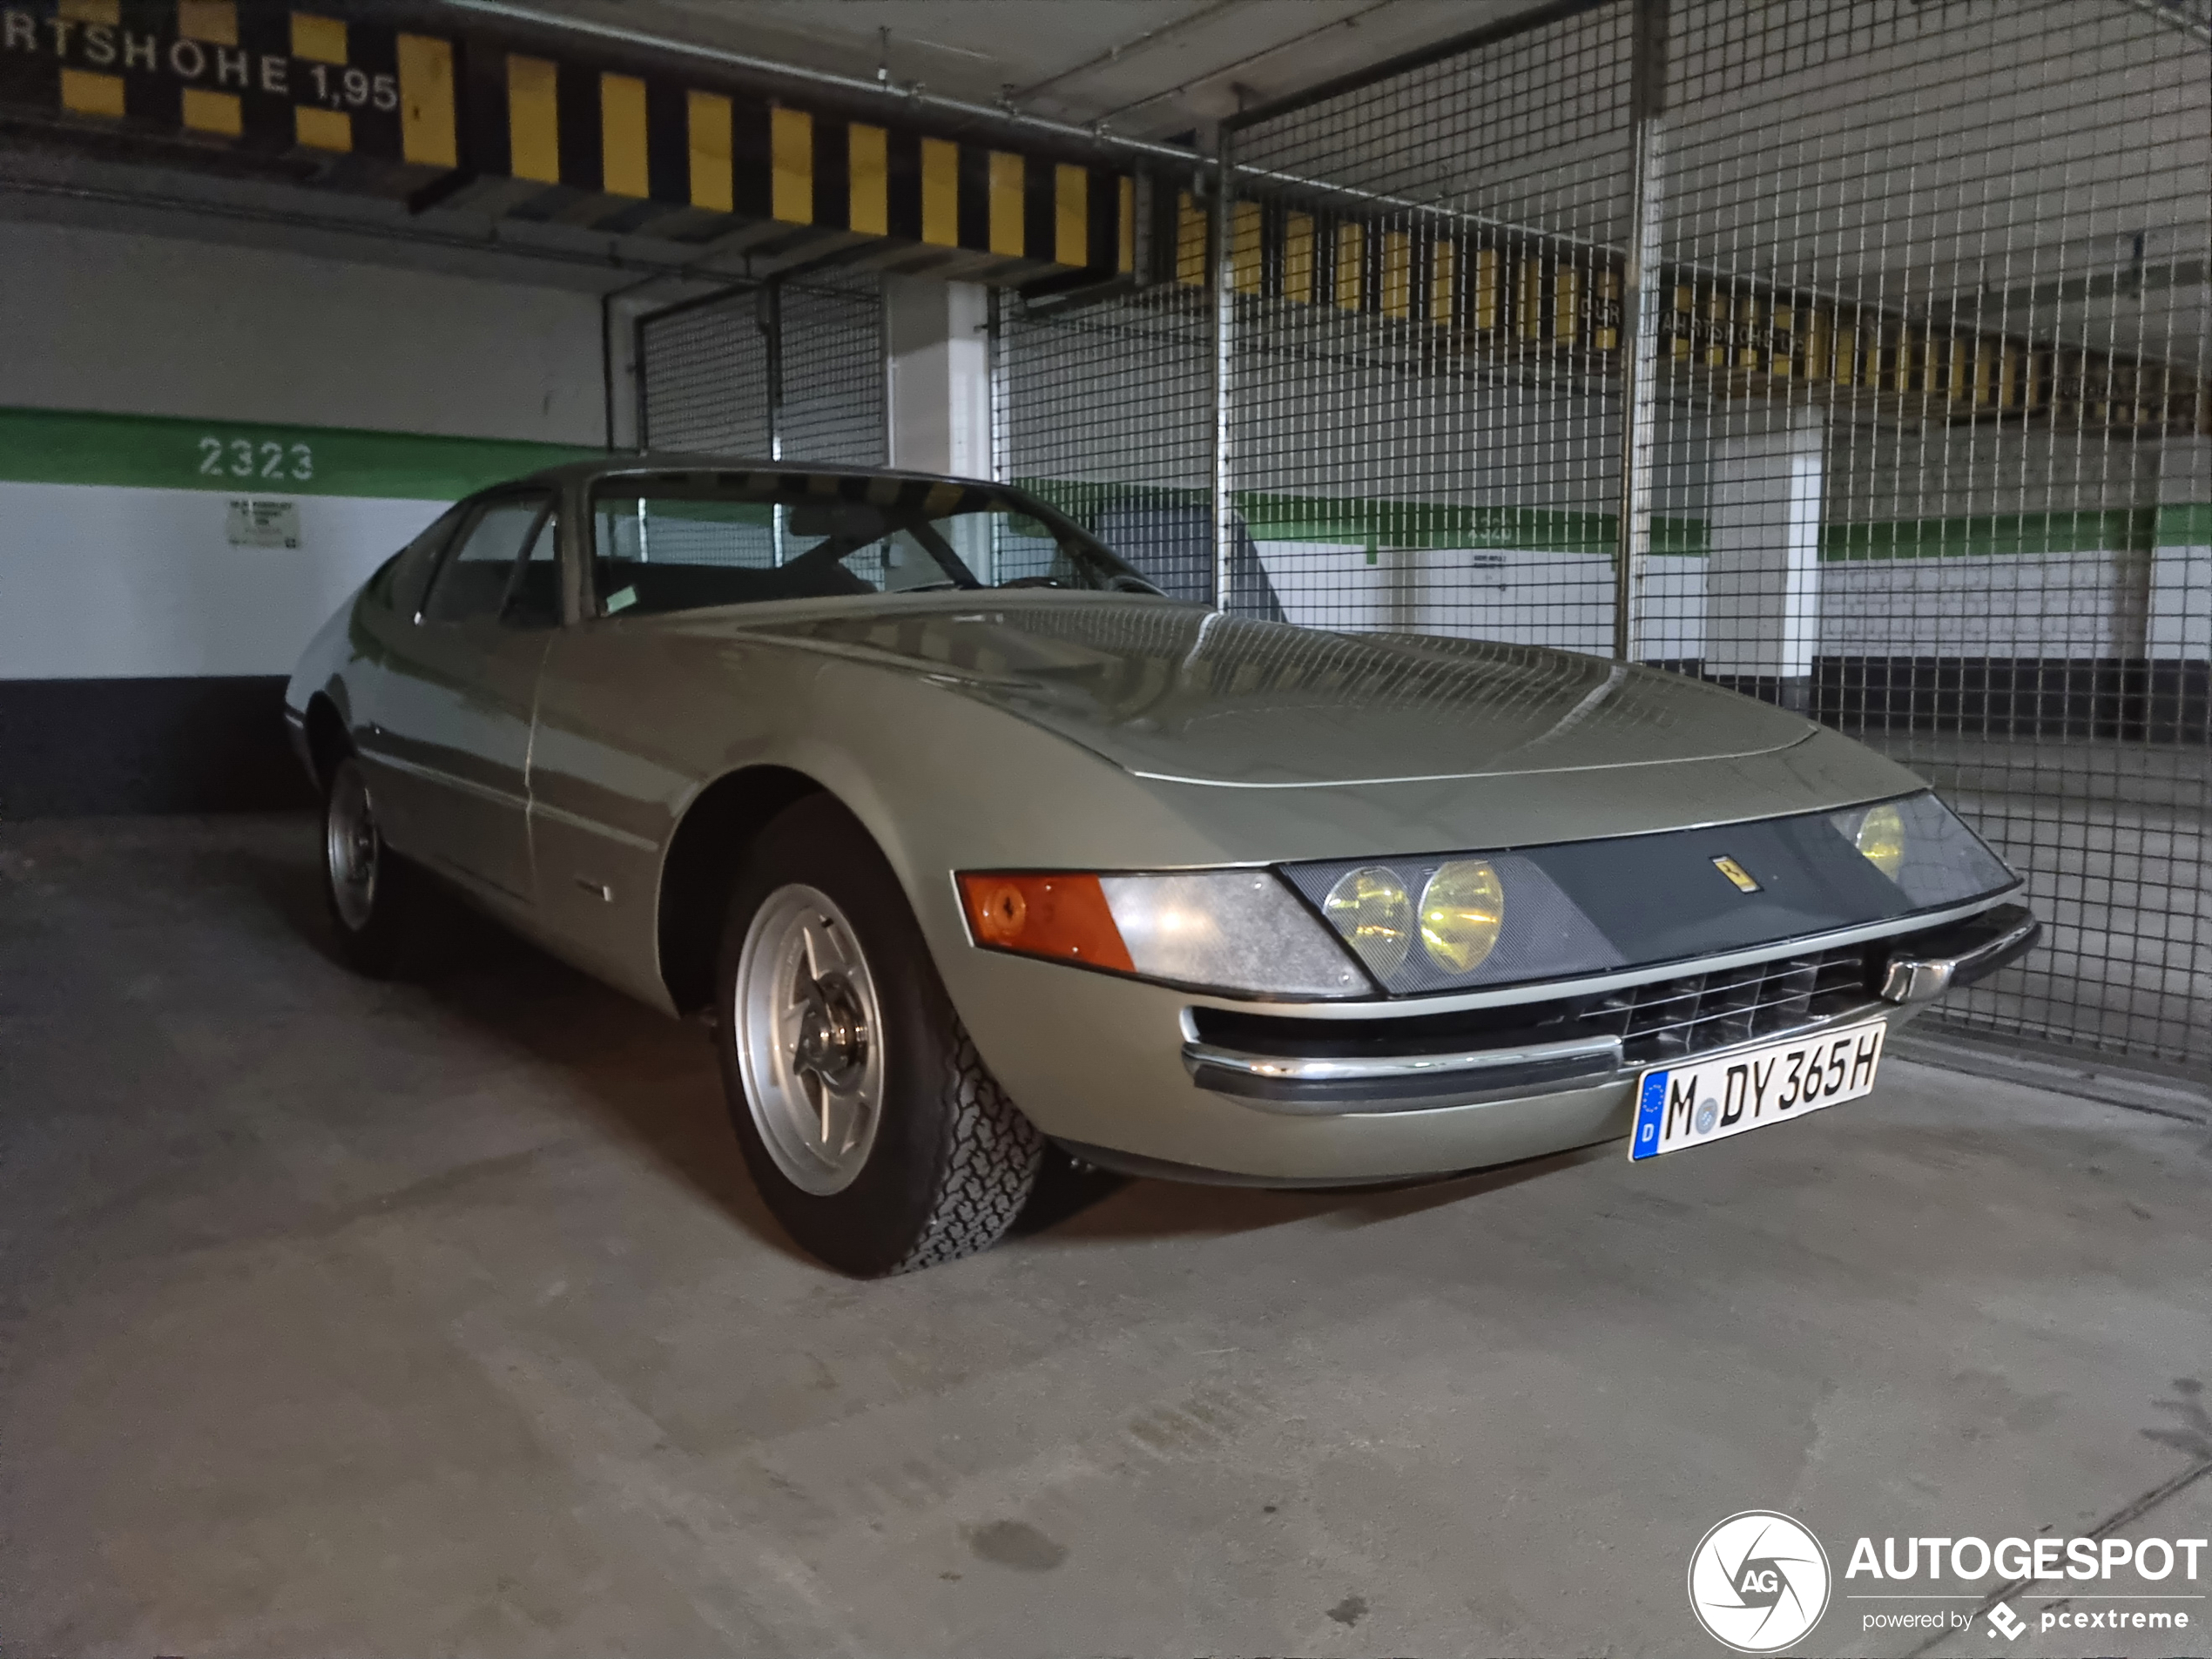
top-left (999, 212), bottom-right (1223, 604)
top-left (1655, 0), bottom-right (2209, 1066)
top-left (638, 272), bottom-right (886, 466)
top-left (996, 0), bottom-right (2209, 1069)
top-left (778, 273), bottom-right (889, 468)
top-left (637, 288), bottom-right (771, 457)
top-left (1221, 3), bottom-right (1640, 651)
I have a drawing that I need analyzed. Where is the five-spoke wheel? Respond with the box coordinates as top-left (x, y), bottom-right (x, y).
top-left (733, 884), bottom-right (887, 1196)
top-left (324, 757), bottom-right (381, 934)
top-left (320, 752), bottom-right (416, 976)
top-left (714, 795), bottom-right (1045, 1276)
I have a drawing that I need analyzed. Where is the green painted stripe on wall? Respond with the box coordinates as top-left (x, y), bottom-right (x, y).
top-left (2155, 501), bottom-right (2212, 547)
top-left (5, 412), bottom-right (2200, 561)
top-left (1237, 494), bottom-right (1711, 557)
top-left (1026, 481), bottom-right (2212, 563)
top-left (1820, 508), bottom-right (2159, 560)
top-left (1017, 479), bottom-right (1710, 556)
top-left (0, 407), bottom-right (598, 502)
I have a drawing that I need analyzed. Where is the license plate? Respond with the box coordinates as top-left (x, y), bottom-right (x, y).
top-left (1627, 1018), bottom-right (1887, 1162)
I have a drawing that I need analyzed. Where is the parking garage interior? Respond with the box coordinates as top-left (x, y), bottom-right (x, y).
top-left (2, 1), bottom-right (2209, 1654)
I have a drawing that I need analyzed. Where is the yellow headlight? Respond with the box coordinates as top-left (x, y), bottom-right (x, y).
top-left (1420, 859), bottom-right (1505, 972)
top-left (1324, 866), bottom-right (1413, 976)
top-left (1856, 801), bottom-right (1906, 878)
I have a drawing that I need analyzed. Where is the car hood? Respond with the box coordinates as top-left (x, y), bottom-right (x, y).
top-left (725, 597), bottom-right (1817, 787)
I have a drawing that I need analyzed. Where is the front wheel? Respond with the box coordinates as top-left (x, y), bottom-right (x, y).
top-left (321, 753), bottom-right (417, 977)
top-left (715, 795), bottom-right (1044, 1276)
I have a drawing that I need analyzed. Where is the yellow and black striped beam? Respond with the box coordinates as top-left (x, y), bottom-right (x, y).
top-left (7, 0), bottom-right (2190, 427)
top-left (0, 1), bottom-right (455, 176)
top-left (1154, 187), bottom-right (2202, 435)
top-left (453, 43), bottom-right (1134, 281)
top-left (0, 1), bottom-right (1134, 285)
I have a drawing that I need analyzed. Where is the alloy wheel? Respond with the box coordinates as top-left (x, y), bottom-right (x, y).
top-left (733, 883), bottom-right (887, 1195)
top-left (325, 761), bottom-right (381, 934)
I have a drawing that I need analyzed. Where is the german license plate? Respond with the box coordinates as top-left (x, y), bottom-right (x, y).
top-left (1627, 1018), bottom-right (1887, 1162)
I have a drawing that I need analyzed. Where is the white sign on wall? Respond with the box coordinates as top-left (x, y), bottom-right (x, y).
top-left (226, 497), bottom-right (302, 550)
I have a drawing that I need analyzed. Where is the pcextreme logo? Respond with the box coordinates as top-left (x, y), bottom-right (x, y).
top-left (1688, 1510), bottom-right (1832, 1652)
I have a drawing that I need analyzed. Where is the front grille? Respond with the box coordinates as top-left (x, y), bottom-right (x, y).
top-left (1578, 948), bottom-right (1875, 1067)
top-left (1190, 937), bottom-right (1898, 1070)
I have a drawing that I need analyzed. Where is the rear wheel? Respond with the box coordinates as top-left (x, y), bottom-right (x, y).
top-left (321, 754), bottom-right (416, 977)
top-left (715, 795), bottom-right (1044, 1276)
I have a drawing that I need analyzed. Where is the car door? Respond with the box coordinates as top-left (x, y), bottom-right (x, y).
top-left (371, 489), bottom-right (560, 908)
top-left (522, 482), bottom-right (774, 1004)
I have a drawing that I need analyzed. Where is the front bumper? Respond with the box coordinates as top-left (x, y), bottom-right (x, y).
top-left (945, 900), bottom-right (2036, 1185)
top-left (1183, 903), bottom-right (2040, 1116)
top-left (1878, 903), bottom-right (2039, 1004)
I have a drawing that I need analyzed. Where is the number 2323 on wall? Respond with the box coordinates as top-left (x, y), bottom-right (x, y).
top-left (200, 435), bottom-right (313, 483)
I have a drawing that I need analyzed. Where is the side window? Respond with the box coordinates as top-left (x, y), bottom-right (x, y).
top-left (421, 494), bottom-right (554, 625)
top-left (385, 502), bottom-right (470, 619)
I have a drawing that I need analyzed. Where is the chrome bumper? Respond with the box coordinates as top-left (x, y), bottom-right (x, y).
top-left (1878, 903), bottom-right (2040, 1004)
top-left (1184, 1031), bottom-right (1626, 1107)
top-left (1185, 904), bottom-right (2039, 1116)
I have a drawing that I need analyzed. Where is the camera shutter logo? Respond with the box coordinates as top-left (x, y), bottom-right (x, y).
top-left (1688, 1510), bottom-right (1831, 1652)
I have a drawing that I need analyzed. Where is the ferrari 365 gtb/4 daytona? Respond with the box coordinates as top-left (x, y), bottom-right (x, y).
top-left (287, 459), bottom-right (2037, 1275)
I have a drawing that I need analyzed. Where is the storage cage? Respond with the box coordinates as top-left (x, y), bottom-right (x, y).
top-left (638, 0), bottom-right (2210, 1075)
top-left (1001, 0), bottom-right (2210, 1075)
top-left (639, 270), bottom-right (887, 466)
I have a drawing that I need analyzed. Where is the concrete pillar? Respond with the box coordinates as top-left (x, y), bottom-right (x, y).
top-left (2148, 434), bottom-right (2210, 741)
top-left (2149, 434), bottom-right (2211, 659)
top-left (884, 277), bottom-right (991, 479)
top-left (605, 290), bottom-right (656, 452)
top-left (1703, 406), bottom-right (1824, 710)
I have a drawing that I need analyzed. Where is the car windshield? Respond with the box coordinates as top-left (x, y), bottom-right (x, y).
top-left (590, 470), bottom-right (1162, 617)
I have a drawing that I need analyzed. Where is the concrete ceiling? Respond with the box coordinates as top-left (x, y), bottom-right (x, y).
top-left (485, 0), bottom-right (1533, 136)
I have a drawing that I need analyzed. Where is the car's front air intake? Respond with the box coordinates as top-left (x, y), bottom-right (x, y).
top-left (1576, 948), bottom-right (1872, 1067)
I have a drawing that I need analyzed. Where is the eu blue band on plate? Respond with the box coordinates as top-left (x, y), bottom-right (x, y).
top-left (1631, 1070), bottom-right (1669, 1161)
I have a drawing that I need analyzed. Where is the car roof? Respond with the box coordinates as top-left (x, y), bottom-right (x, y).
top-left (511, 454), bottom-right (1006, 492)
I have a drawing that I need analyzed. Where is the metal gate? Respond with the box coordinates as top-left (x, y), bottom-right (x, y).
top-left (637, 271), bottom-right (887, 465)
top-left (1001, 0), bottom-right (2211, 1071)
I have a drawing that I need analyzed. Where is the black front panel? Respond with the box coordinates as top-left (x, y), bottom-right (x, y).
top-left (1525, 811), bottom-right (1914, 966)
top-left (1282, 793), bottom-right (2018, 995)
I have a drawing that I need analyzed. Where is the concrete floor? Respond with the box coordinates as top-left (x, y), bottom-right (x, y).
top-left (3, 814), bottom-right (2208, 1659)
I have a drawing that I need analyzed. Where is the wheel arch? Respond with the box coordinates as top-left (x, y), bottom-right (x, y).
top-left (658, 763), bottom-right (828, 1014)
top-left (303, 692), bottom-right (350, 792)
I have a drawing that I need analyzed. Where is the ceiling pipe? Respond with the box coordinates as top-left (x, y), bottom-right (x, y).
top-left (1087, 0), bottom-right (1405, 126)
top-left (442, 0), bottom-right (1210, 165)
top-left (442, 0), bottom-right (1603, 260)
top-left (1005, 0), bottom-right (1248, 105)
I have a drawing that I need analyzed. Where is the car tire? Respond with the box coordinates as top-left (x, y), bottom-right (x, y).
top-left (321, 752), bottom-right (418, 978)
top-left (714, 794), bottom-right (1045, 1277)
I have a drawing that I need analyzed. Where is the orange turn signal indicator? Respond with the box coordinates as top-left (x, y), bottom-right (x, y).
top-left (957, 872), bottom-right (1136, 974)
